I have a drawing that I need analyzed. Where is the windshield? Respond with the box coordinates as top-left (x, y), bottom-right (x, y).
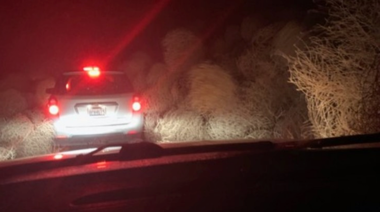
top-left (0, 0), bottom-right (379, 161)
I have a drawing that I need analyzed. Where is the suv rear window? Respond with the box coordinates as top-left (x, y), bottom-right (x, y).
top-left (55, 72), bottom-right (134, 95)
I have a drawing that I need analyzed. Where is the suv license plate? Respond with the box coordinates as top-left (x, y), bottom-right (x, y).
top-left (88, 106), bottom-right (106, 116)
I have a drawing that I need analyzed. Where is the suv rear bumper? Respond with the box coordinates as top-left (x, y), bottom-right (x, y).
top-left (53, 115), bottom-right (144, 138)
top-left (54, 132), bottom-right (144, 149)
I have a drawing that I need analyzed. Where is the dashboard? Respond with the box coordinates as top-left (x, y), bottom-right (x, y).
top-left (0, 140), bottom-right (380, 212)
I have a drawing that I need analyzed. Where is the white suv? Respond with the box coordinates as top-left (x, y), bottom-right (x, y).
top-left (46, 67), bottom-right (144, 147)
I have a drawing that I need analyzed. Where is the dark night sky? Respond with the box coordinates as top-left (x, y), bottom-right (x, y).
top-left (0, 0), bottom-right (314, 76)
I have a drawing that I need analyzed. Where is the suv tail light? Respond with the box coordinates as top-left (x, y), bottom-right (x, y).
top-left (132, 96), bottom-right (141, 112)
top-left (48, 98), bottom-right (59, 115)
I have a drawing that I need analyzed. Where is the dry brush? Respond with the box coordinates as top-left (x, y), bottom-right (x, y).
top-left (286, 0), bottom-right (380, 138)
top-left (187, 62), bottom-right (237, 116)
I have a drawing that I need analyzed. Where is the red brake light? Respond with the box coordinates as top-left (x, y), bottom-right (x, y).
top-left (48, 98), bottom-right (59, 115)
top-left (49, 105), bottom-right (59, 115)
top-left (83, 66), bottom-right (100, 78)
top-left (88, 69), bottom-right (100, 77)
top-left (83, 66), bottom-right (93, 71)
top-left (132, 102), bottom-right (141, 111)
top-left (132, 97), bottom-right (141, 112)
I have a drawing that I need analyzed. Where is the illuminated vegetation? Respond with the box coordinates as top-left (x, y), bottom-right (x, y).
top-left (0, 80), bottom-right (55, 161)
top-left (286, 0), bottom-right (380, 138)
top-left (0, 0), bottom-right (379, 159)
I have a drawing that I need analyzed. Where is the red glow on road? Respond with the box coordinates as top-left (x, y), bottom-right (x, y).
top-left (128, 130), bottom-right (137, 135)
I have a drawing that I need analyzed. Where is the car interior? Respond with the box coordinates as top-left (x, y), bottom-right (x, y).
top-left (1, 133), bottom-right (379, 212)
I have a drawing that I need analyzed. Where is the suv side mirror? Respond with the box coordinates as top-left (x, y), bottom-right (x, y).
top-left (46, 88), bottom-right (55, 94)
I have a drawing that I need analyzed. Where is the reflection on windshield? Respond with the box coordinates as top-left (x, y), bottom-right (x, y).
top-left (0, 0), bottom-right (379, 161)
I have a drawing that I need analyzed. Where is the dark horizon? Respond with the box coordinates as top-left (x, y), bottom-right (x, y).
top-left (0, 0), bottom-right (314, 77)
